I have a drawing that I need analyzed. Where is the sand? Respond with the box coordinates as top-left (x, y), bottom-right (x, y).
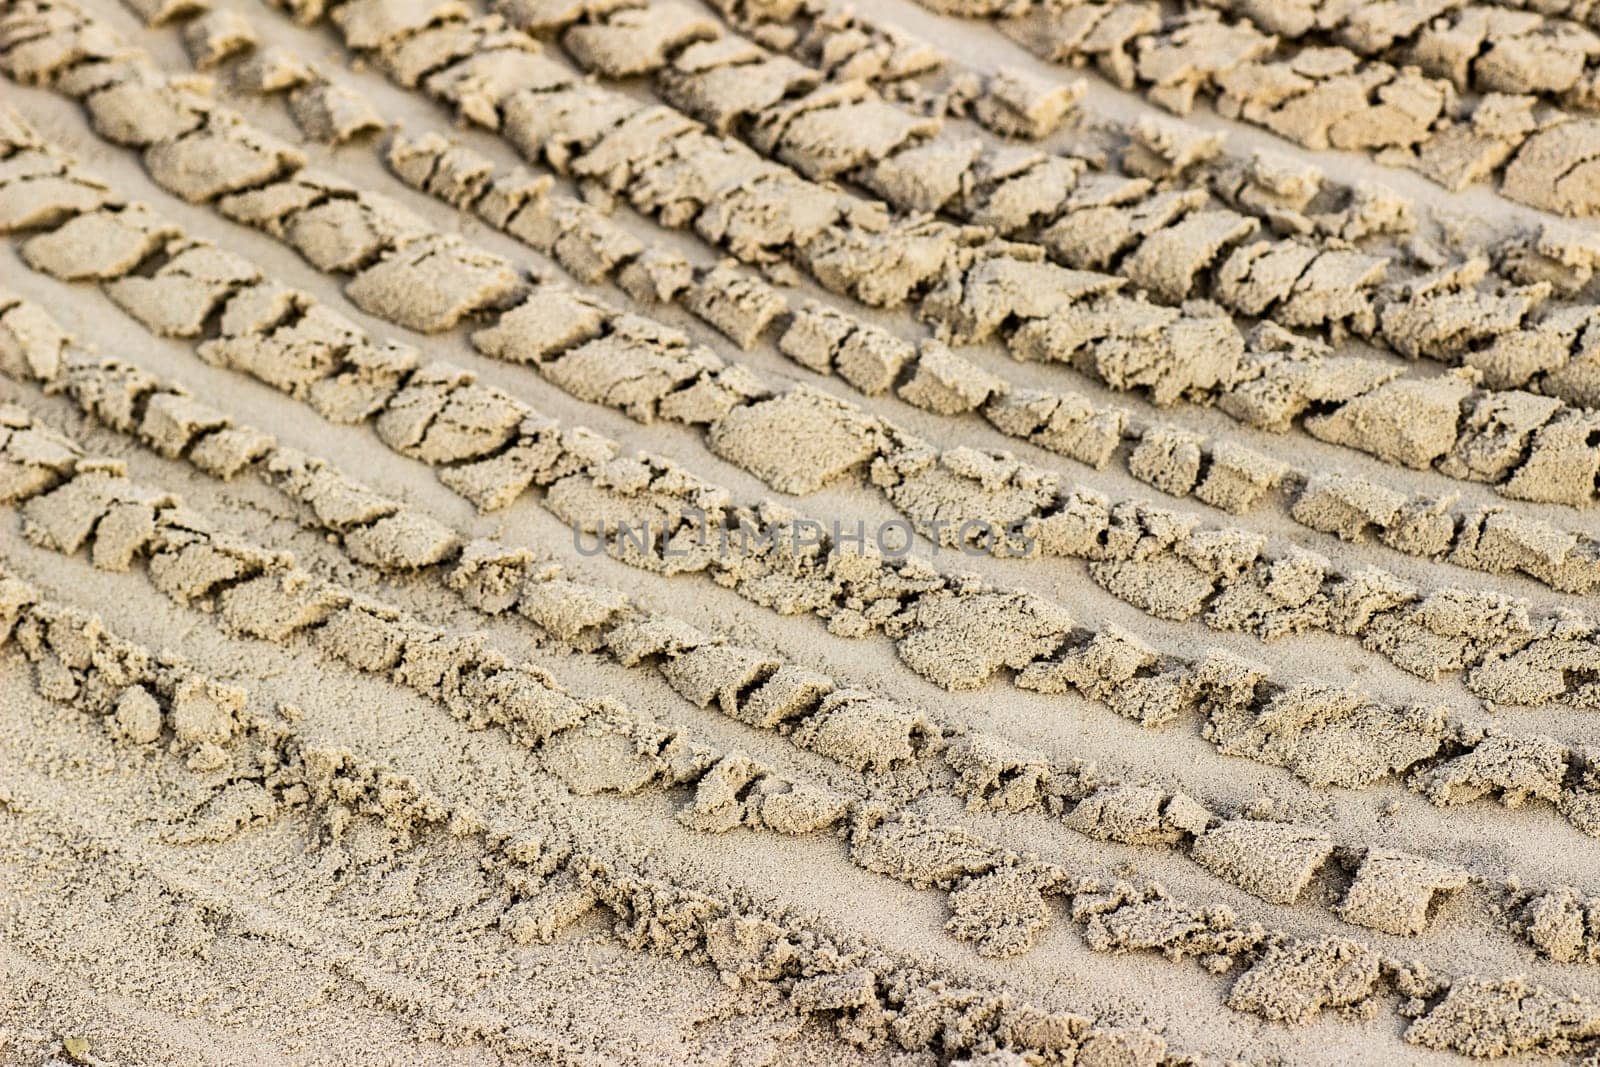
top-left (3, 0), bottom-right (1600, 1062)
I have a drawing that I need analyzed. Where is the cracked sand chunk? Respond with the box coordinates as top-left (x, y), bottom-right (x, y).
top-left (1274, 249), bottom-right (1387, 333)
top-left (1195, 441), bottom-right (1287, 514)
top-left (289, 80), bottom-right (386, 144)
top-left (1499, 220), bottom-right (1600, 294)
top-left (547, 315), bottom-right (746, 425)
top-left (1413, 733), bottom-right (1568, 808)
top-left (851, 814), bottom-right (1002, 888)
top-left (1335, 849), bottom-right (1469, 935)
top-left (77, 61), bottom-right (213, 147)
top-left (182, 9), bottom-right (256, 70)
top-left (344, 511), bottom-right (460, 571)
top-left (660, 41), bottom-right (821, 134)
top-left (1362, 587), bottom-right (1530, 680)
top-left (1439, 390), bottom-right (1563, 484)
top-left (875, 445), bottom-right (1056, 557)
top-left (562, 2), bottom-right (719, 77)
top-left (538, 587), bottom-right (663, 656)
top-left (387, 131), bottom-right (492, 209)
top-left (659, 643), bottom-right (781, 718)
top-left (1122, 210), bottom-right (1258, 304)
top-left (1304, 369), bottom-right (1476, 469)
top-left (1227, 937), bottom-right (1382, 1024)
top-left (805, 215), bottom-right (976, 308)
top-left (1, 4), bottom-right (123, 85)
top-left (1379, 258), bottom-right (1547, 361)
top-left (1212, 238), bottom-right (1317, 317)
top-left (201, 285), bottom-right (410, 410)
top-left (896, 587), bottom-right (1073, 690)
top-left (269, 169), bottom-right (393, 241)
top-left (1402, 92), bottom-right (1538, 191)
top-left (331, 0), bottom-right (470, 50)
top-left (277, 190), bottom-right (433, 273)
top-left (233, 45), bottom-right (314, 93)
top-left (20, 202), bottom-right (179, 281)
top-left (1311, 180), bottom-right (1414, 241)
top-left (105, 242), bottom-right (260, 338)
top-left (733, 663), bottom-right (834, 730)
top-left (983, 389), bottom-right (1123, 468)
top-left (1122, 113), bottom-right (1224, 180)
top-left (831, 321), bottom-right (915, 397)
top-left (1127, 426), bottom-right (1203, 497)
top-left (1406, 978), bottom-right (1600, 1057)
top-left (1467, 611), bottom-right (1600, 705)
top-left (218, 568), bottom-right (346, 641)
top-left (139, 392), bottom-right (229, 459)
top-left (444, 539), bottom-right (533, 615)
top-left (1136, 11), bottom-right (1274, 111)
top-left (472, 286), bottom-right (612, 366)
top-left (708, 386), bottom-right (886, 495)
top-left (189, 426), bottom-right (273, 479)
top-left (21, 468), bottom-right (168, 558)
top-left (376, 364), bottom-right (526, 464)
top-left (423, 39), bottom-right (573, 130)
top-left (946, 731), bottom-right (1050, 813)
top-left (1015, 623), bottom-right (1155, 699)
top-left (1502, 119), bottom-right (1600, 216)
top-left (1520, 887), bottom-right (1600, 963)
top-left (1202, 546), bottom-right (1330, 637)
top-left (1453, 513), bottom-right (1600, 594)
top-left (1074, 882), bottom-right (1264, 961)
top-left (1501, 408), bottom-right (1600, 505)
top-left (1289, 473), bottom-right (1406, 542)
top-left (54, 355), bottom-right (163, 434)
top-left (681, 263), bottom-right (787, 350)
top-left (0, 299), bottom-right (73, 382)
top-left (957, 152), bottom-right (1084, 238)
top-left (318, 598), bottom-right (412, 672)
top-left (500, 84), bottom-right (643, 174)
top-left (793, 689), bottom-right (931, 772)
top-left (616, 246), bottom-right (693, 304)
top-left (946, 863), bottom-right (1066, 958)
top-left (1208, 684), bottom-right (1448, 789)
top-left (756, 82), bottom-right (941, 182)
top-left (971, 66), bottom-right (1082, 139)
top-left (897, 342), bottom-right (1005, 415)
top-left (1064, 785), bottom-right (1194, 845)
top-left (345, 235), bottom-right (522, 333)
top-left (1190, 819), bottom-right (1333, 904)
top-left (1043, 188), bottom-right (1202, 272)
top-left (924, 254), bottom-right (1124, 345)
top-left (1220, 49), bottom-right (1450, 152)
top-left (144, 114), bottom-right (306, 203)
top-left (859, 135), bottom-right (981, 215)
top-left (0, 158), bottom-right (112, 231)
top-left (1019, 297), bottom-right (1243, 407)
top-left (505, 189), bottom-right (646, 285)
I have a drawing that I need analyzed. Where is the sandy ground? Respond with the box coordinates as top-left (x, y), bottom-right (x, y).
top-left (3, 0), bottom-right (1600, 1062)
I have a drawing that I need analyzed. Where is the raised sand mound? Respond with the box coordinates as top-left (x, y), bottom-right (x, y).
top-left (4, 0), bottom-right (1600, 1062)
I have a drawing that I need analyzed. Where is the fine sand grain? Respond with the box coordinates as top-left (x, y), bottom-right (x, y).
top-left (4, 0), bottom-right (1600, 1062)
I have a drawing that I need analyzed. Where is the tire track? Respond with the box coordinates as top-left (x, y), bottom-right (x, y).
top-left (7, 108), bottom-right (1600, 712)
top-left (16, 0), bottom-right (1599, 517)
top-left (11, 285), bottom-right (1592, 967)
top-left (6, 547), bottom-right (1600, 1058)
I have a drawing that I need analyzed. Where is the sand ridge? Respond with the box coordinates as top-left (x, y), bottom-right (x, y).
top-left (3, 0), bottom-right (1600, 1062)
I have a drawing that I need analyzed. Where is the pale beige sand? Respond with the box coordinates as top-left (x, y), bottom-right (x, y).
top-left (3, 0), bottom-right (1600, 1064)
